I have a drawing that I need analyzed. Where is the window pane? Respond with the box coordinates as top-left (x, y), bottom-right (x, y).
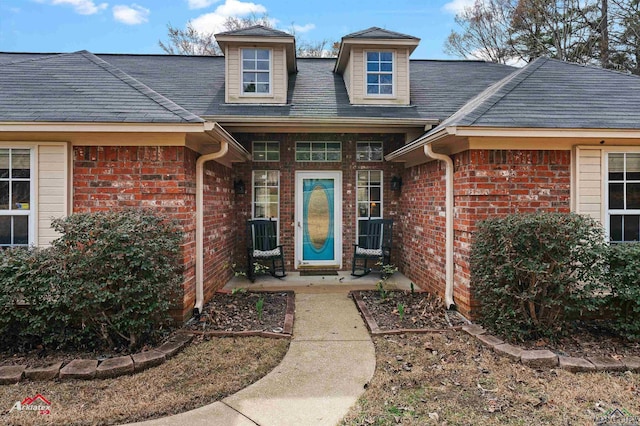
top-left (609, 153), bottom-right (624, 180)
top-left (367, 52), bottom-right (379, 61)
top-left (12, 150), bottom-right (30, 178)
top-left (627, 153), bottom-right (640, 180)
top-left (367, 74), bottom-right (379, 84)
top-left (254, 152), bottom-right (266, 161)
top-left (256, 49), bottom-right (270, 60)
top-left (254, 172), bottom-right (267, 186)
top-left (369, 171), bottom-right (382, 185)
top-left (0, 181), bottom-right (8, 209)
top-left (367, 85), bottom-right (378, 94)
top-left (628, 183), bottom-right (640, 209)
top-left (370, 186), bottom-right (381, 202)
top-left (624, 215), bottom-right (640, 241)
top-left (297, 152), bottom-right (310, 161)
top-left (380, 85), bottom-right (393, 94)
top-left (256, 61), bottom-right (269, 71)
top-left (12, 181), bottom-right (30, 209)
top-left (371, 202), bottom-right (381, 217)
top-left (243, 60), bottom-right (255, 70)
top-left (297, 142), bottom-right (310, 150)
top-left (357, 171), bottom-right (368, 185)
top-left (358, 202), bottom-right (369, 218)
top-left (311, 152), bottom-right (324, 161)
top-left (380, 74), bottom-right (392, 84)
top-left (327, 152), bottom-right (340, 161)
top-left (610, 215), bottom-right (623, 241)
top-left (0, 216), bottom-right (10, 245)
top-left (380, 62), bottom-right (393, 72)
top-left (266, 151), bottom-right (279, 161)
top-left (380, 52), bottom-right (393, 61)
top-left (13, 216), bottom-right (28, 245)
top-left (257, 73), bottom-right (269, 82)
top-left (266, 203), bottom-right (278, 218)
top-left (0, 150), bottom-right (8, 179)
top-left (266, 171), bottom-right (279, 186)
top-left (243, 83), bottom-right (256, 92)
top-left (257, 84), bottom-right (269, 93)
top-left (242, 49), bottom-right (254, 60)
top-left (367, 63), bottom-right (379, 72)
top-left (609, 183), bottom-right (624, 209)
top-left (357, 187), bottom-right (367, 202)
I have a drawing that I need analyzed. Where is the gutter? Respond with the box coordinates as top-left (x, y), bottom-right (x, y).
top-left (193, 140), bottom-right (229, 316)
top-left (424, 143), bottom-right (456, 310)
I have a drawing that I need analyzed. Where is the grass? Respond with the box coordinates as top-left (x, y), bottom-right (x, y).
top-left (1, 336), bottom-right (289, 426)
top-left (342, 332), bottom-right (640, 425)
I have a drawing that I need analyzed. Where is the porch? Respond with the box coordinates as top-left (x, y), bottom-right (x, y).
top-left (223, 270), bottom-right (414, 293)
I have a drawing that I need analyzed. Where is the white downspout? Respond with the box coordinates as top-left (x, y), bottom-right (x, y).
top-left (424, 144), bottom-right (456, 309)
top-left (193, 141), bottom-right (229, 316)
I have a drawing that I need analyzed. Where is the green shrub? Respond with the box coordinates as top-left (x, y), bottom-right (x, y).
top-left (471, 212), bottom-right (607, 342)
top-left (606, 242), bottom-right (640, 341)
top-left (0, 209), bottom-right (183, 352)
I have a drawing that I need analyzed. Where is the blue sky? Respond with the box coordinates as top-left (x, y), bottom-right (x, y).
top-left (0, 0), bottom-right (474, 58)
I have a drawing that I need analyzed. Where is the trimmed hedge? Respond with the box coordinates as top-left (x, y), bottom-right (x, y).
top-left (0, 210), bottom-right (182, 352)
top-left (607, 242), bottom-right (640, 341)
top-left (471, 212), bottom-right (608, 342)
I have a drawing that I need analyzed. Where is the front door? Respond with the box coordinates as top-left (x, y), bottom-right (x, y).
top-left (295, 171), bottom-right (342, 268)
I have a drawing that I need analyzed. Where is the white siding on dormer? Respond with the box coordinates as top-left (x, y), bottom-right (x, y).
top-left (344, 47), bottom-right (410, 105)
top-left (225, 45), bottom-right (288, 104)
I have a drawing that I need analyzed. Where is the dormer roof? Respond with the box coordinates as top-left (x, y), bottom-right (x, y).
top-left (342, 27), bottom-right (419, 40)
top-left (334, 27), bottom-right (420, 74)
top-left (215, 25), bottom-right (297, 73)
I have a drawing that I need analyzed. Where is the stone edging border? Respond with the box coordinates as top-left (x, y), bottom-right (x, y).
top-left (0, 291), bottom-right (296, 385)
top-left (351, 291), bottom-right (640, 374)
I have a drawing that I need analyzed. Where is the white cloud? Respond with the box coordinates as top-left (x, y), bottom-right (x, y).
top-left (113, 4), bottom-right (150, 25)
top-left (187, 0), bottom-right (219, 9)
top-left (293, 23), bottom-right (315, 34)
top-left (50, 0), bottom-right (108, 15)
top-left (191, 0), bottom-right (267, 34)
top-left (442, 0), bottom-right (476, 14)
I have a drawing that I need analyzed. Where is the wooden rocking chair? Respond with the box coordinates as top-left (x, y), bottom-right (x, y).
top-left (246, 219), bottom-right (286, 283)
top-left (351, 218), bottom-right (393, 277)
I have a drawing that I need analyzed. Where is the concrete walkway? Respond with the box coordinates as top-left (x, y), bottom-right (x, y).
top-left (126, 292), bottom-right (375, 426)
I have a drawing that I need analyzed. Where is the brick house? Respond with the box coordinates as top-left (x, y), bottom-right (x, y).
top-left (1, 26), bottom-right (640, 321)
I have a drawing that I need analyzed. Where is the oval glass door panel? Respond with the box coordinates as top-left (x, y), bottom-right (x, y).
top-left (303, 178), bottom-right (334, 261)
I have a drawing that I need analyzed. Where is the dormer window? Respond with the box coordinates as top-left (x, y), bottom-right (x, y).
top-left (242, 48), bottom-right (271, 95)
top-left (366, 51), bottom-right (393, 96)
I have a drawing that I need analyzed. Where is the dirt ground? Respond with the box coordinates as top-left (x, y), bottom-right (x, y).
top-left (342, 332), bottom-right (640, 425)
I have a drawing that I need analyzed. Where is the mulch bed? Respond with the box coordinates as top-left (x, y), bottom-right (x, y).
top-left (187, 291), bottom-right (293, 336)
top-left (354, 289), bottom-right (640, 361)
top-left (353, 290), bottom-right (467, 334)
top-left (518, 321), bottom-right (640, 358)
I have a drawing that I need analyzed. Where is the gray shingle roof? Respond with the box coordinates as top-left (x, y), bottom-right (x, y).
top-left (90, 54), bottom-right (515, 121)
top-left (215, 25), bottom-right (293, 38)
top-left (0, 51), bottom-right (203, 123)
top-left (436, 56), bottom-right (640, 129)
top-left (342, 27), bottom-right (418, 40)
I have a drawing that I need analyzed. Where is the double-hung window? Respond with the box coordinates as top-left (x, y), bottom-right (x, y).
top-left (356, 142), bottom-right (383, 162)
top-left (356, 170), bottom-right (383, 236)
top-left (242, 48), bottom-right (271, 94)
top-left (366, 51), bottom-right (393, 95)
top-left (253, 170), bottom-right (279, 220)
top-left (0, 148), bottom-right (32, 247)
top-left (608, 152), bottom-right (640, 242)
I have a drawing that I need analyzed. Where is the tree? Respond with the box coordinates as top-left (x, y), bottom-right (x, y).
top-left (609, 0), bottom-right (640, 74)
top-left (444, 0), bottom-right (517, 64)
top-left (159, 14), bottom-right (337, 58)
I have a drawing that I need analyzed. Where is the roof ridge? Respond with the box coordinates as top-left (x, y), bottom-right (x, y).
top-left (78, 51), bottom-right (204, 123)
top-left (543, 56), bottom-right (640, 80)
top-left (0, 51), bottom-right (76, 67)
top-left (464, 57), bottom-right (548, 126)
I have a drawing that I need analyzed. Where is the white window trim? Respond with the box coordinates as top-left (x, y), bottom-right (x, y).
top-left (364, 50), bottom-right (395, 99)
top-left (356, 141), bottom-right (384, 162)
top-left (252, 170), bottom-right (280, 241)
top-left (252, 141), bottom-right (280, 162)
top-left (605, 150), bottom-right (640, 242)
top-left (295, 141), bottom-right (342, 162)
top-left (355, 170), bottom-right (384, 234)
top-left (240, 47), bottom-right (273, 97)
top-left (0, 147), bottom-right (36, 247)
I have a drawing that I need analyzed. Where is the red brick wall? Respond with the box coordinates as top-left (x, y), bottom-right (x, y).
top-left (73, 146), bottom-right (234, 322)
top-left (231, 133), bottom-right (404, 271)
top-left (400, 149), bottom-right (571, 317)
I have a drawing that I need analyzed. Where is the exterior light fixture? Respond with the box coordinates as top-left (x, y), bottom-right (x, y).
top-left (233, 179), bottom-right (246, 195)
top-left (390, 176), bottom-right (402, 191)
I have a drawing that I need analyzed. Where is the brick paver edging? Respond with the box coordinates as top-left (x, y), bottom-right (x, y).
top-left (189, 290), bottom-right (295, 339)
top-left (0, 291), bottom-right (295, 385)
top-left (351, 291), bottom-right (461, 335)
top-left (351, 291), bottom-right (640, 374)
top-left (0, 332), bottom-right (193, 385)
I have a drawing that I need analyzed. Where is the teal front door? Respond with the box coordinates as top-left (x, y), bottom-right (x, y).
top-left (296, 171), bottom-right (342, 267)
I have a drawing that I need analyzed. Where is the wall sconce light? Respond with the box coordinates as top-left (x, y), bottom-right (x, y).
top-left (390, 176), bottom-right (402, 192)
top-left (233, 179), bottom-right (246, 195)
